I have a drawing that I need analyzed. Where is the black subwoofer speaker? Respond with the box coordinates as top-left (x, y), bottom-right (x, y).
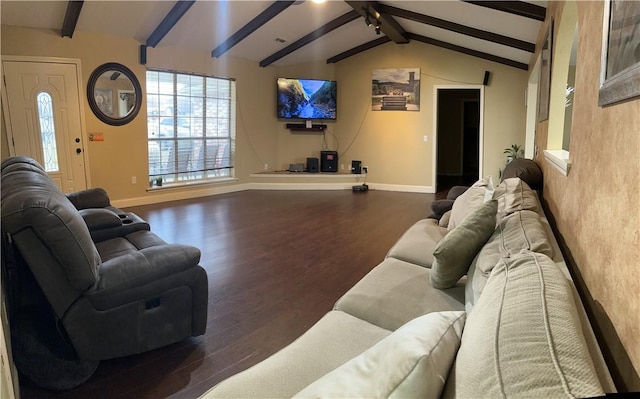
top-left (306, 157), bottom-right (319, 173)
top-left (320, 151), bottom-right (338, 172)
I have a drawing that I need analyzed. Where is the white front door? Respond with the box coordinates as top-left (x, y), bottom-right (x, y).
top-left (2, 59), bottom-right (88, 192)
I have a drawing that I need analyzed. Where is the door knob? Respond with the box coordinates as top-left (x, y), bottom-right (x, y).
top-left (76, 148), bottom-right (82, 154)
top-left (75, 138), bottom-right (80, 143)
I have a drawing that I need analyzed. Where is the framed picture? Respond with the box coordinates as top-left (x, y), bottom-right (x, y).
top-left (371, 68), bottom-right (420, 111)
top-left (598, 0), bottom-right (640, 106)
top-left (537, 20), bottom-right (553, 122)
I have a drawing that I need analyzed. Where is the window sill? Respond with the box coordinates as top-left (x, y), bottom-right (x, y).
top-left (544, 150), bottom-right (571, 176)
top-left (146, 177), bottom-right (238, 192)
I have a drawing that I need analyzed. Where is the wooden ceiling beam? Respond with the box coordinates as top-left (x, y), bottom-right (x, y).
top-left (259, 10), bottom-right (360, 67)
top-left (61, 1), bottom-right (84, 38)
top-left (378, 3), bottom-right (534, 53)
top-left (408, 33), bottom-right (528, 70)
top-left (327, 36), bottom-right (391, 64)
top-left (212, 1), bottom-right (295, 58)
top-left (463, 1), bottom-right (546, 22)
top-left (146, 0), bottom-right (196, 47)
top-left (345, 1), bottom-right (408, 44)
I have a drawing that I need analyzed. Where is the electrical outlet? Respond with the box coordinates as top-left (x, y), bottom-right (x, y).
top-left (423, 135), bottom-right (428, 142)
top-left (340, 163), bottom-right (344, 170)
top-left (131, 176), bottom-right (136, 184)
top-left (264, 163), bottom-right (268, 170)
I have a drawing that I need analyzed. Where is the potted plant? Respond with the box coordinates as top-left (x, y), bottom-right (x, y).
top-left (504, 144), bottom-right (523, 163)
top-left (155, 176), bottom-right (163, 187)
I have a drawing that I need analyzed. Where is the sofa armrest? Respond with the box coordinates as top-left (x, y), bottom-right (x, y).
top-left (88, 244), bottom-right (202, 309)
top-left (67, 188), bottom-right (111, 210)
top-left (79, 208), bottom-right (122, 230)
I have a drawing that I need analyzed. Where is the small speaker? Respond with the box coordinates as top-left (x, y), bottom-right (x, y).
top-left (483, 71), bottom-right (490, 86)
top-left (351, 160), bottom-right (362, 174)
top-left (320, 151), bottom-right (338, 172)
top-left (306, 157), bottom-right (319, 173)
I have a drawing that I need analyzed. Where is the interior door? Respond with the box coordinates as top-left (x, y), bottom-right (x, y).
top-left (2, 60), bottom-right (88, 192)
top-left (434, 87), bottom-right (483, 195)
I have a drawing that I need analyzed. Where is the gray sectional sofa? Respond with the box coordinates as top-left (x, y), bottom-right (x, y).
top-left (202, 177), bottom-right (615, 398)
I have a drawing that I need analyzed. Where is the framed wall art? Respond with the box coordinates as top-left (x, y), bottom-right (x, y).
top-left (598, 0), bottom-right (640, 106)
top-left (371, 68), bottom-right (420, 111)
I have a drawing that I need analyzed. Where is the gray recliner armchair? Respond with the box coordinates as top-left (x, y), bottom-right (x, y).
top-left (1, 157), bottom-right (208, 384)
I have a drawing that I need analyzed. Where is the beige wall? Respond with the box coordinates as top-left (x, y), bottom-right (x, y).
top-left (0, 26), bottom-right (280, 201)
top-left (332, 41), bottom-right (527, 187)
top-left (1, 25), bottom-right (527, 199)
top-left (532, 1), bottom-right (640, 391)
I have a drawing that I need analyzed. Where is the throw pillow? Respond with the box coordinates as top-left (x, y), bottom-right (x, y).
top-left (448, 178), bottom-right (493, 231)
top-left (293, 311), bottom-right (466, 399)
top-left (430, 200), bottom-right (497, 289)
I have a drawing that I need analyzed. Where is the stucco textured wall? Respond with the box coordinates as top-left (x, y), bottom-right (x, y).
top-left (533, 1), bottom-right (640, 390)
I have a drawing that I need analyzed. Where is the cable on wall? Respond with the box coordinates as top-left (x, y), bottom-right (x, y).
top-left (419, 71), bottom-right (482, 86)
top-left (321, 127), bottom-right (339, 152)
top-left (339, 99), bottom-right (371, 159)
top-left (235, 91), bottom-right (268, 169)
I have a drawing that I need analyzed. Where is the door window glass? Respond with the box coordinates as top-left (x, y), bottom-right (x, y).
top-left (36, 92), bottom-right (59, 172)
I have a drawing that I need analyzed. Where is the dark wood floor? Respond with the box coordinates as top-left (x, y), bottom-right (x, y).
top-left (19, 189), bottom-right (434, 399)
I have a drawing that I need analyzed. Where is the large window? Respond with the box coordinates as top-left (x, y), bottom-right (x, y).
top-left (146, 70), bottom-right (235, 184)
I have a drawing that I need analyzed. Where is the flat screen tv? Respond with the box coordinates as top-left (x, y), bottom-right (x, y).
top-left (277, 77), bottom-right (337, 120)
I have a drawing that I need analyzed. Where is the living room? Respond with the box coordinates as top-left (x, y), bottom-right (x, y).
top-left (1, 0), bottom-right (639, 397)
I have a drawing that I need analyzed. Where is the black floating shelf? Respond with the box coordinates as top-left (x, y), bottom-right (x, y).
top-left (286, 123), bottom-right (327, 132)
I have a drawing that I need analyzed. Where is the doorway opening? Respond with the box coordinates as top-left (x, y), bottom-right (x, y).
top-left (434, 87), bottom-right (482, 197)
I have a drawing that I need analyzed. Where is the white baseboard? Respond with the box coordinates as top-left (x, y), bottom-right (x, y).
top-left (111, 182), bottom-right (434, 208)
top-left (111, 183), bottom-right (251, 208)
top-left (369, 183), bottom-right (434, 193)
top-left (248, 182), bottom-right (356, 190)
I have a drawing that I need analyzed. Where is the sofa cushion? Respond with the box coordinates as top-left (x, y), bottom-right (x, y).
top-left (386, 218), bottom-right (446, 268)
top-left (448, 178), bottom-right (494, 231)
top-left (334, 258), bottom-right (465, 331)
top-left (430, 200), bottom-right (497, 290)
top-left (492, 177), bottom-right (539, 222)
top-left (465, 209), bottom-right (555, 311)
top-left (1, 165), bottom-right (101, 292)
top-left (454, 252), bottom-right (604, 398)
top-left (200, 310), bottom-right (391, 398)
top-left (476, 210), bottom-right (553, 276)
top-left (294, 311), bottom-right (466, 399)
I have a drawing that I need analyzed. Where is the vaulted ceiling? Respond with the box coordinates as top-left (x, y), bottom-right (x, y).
top-left (1, 0), bottom-right (546, 71)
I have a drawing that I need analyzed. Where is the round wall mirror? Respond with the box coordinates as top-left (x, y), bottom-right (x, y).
top-left (87, 63), bottom-right (142, 126)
